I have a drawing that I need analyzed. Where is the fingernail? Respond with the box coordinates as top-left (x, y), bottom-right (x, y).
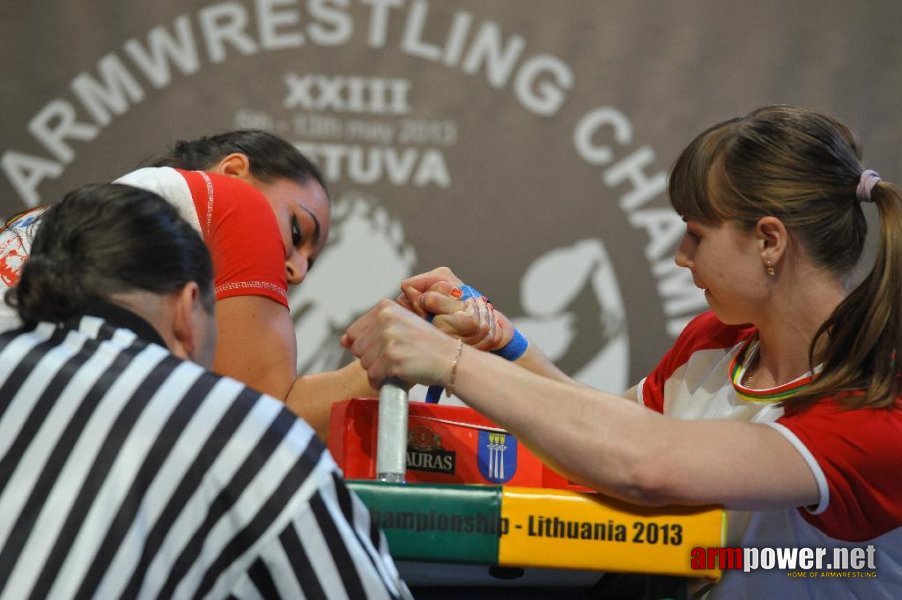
top-left (450, 287), bottom-right (463, 298)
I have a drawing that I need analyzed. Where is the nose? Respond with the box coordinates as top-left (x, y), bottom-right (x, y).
top-left (285, 253), bottom-right (309, 285)
top-left (674, 234), bottom-right (694, 269)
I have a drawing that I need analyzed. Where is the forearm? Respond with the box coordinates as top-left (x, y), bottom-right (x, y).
top-left (286, 360), bottom-right (377, 440)
top-left (453, 346), bottom-right (667, 503)
top-left (452, 346), bottom-right (818, 510)
top-left (513, 344), bottom-right (583, 386)
top-left (344, 300), bottom-right (819, 511)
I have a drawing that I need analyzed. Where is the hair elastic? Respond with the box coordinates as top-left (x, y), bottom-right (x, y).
top-left (856, 169), bottom-right (881, 203)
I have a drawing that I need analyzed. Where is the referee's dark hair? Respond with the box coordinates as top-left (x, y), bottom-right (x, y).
top-left (6, 183), bottom-right (214, 324)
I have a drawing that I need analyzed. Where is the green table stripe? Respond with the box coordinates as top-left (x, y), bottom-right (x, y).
top-left (349, 481), bottom-right (502, 564)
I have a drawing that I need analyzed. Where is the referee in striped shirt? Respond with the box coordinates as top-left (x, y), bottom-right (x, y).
top-left (0, 184), bottom-right (411, 599)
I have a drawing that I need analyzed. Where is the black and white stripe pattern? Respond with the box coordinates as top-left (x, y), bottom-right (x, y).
top-left (0, 316), bottom-right (410, 599)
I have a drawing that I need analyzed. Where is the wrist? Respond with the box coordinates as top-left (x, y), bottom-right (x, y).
top-left (425, 336), bottom-right (464, 403)
top-left (445, 337), bottom-right (464, 397)
top-left (492, 328), bottom-right (528, 361)
top-left (455, 282), bottom-right (529, 361)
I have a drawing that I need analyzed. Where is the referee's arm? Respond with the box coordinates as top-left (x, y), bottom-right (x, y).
top-left (245, 471), bottom-right (411, 599)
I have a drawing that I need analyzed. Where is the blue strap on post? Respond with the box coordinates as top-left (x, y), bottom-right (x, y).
top-left (425, 283), bottom-right (528, 403)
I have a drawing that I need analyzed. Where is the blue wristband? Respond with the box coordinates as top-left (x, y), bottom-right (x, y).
top-left (457, 284), bottom-right (482, 301)
top-left (492, 328), bottom-right (529, 361)
top-left (458, 283), bottom-right (529, 360)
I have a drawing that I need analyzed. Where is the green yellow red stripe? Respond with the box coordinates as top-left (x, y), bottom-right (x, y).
top-left (348, 481), bottom-right (724, 578)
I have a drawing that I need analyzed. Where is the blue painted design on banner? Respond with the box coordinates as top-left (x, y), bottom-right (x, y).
top-left (477, 430), bottom-right (517, 484)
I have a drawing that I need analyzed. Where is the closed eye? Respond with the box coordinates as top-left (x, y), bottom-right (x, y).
top-left (291, 215), bottom-right (302, 247)
top-left (685, 223), bottom-right (702, 242)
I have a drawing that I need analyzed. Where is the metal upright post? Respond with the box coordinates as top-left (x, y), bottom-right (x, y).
top-left (376, 377), bottom-right (408, 482)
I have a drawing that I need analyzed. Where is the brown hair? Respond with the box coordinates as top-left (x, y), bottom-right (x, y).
top-left (669, 105), bottom-right (902, 410)
top-left (143, 129), bottom-right (328, 196)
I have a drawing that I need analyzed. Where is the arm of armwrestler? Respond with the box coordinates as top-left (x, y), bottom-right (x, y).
top-left (406, 275), bottom-right (581, 385)
top-left (426, 291), bottom-right (592, 388)
top-left (216, 296), bottom-right (376, 440)
top-left (212, 296), bottom-right (297, 401)
top-left (286, 360), bottom-right (377, 440)
top-left (213, 296), bottom-right (297, 398)
top-left (622, 384), bottom-right (639, 401)
top-left (511, 343), bottom-right (582, 385)
top-left (453, 348), bottom-right (818, 510)
top-left (344, 302), bottom-right (817, 510)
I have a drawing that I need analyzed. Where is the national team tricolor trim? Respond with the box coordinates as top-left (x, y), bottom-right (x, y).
top-left (729, 337), bottom-right (821, 402)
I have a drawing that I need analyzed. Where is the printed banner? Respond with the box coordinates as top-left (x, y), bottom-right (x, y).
top-left (348, 480), bottom-right (725, 578)
top-left (2, 0), bottom-right (899, 386)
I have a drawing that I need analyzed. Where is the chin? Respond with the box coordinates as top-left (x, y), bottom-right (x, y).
top-left (709, 307), bottom-right (753, 327)
top-left (704, 294), bottom-right (735, 324)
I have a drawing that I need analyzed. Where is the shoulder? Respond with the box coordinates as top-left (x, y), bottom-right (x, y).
top-left (114, 166), bottom-right (188, 197)
top-left (91, 320), bottom-right (322, 473)
top-left (174, 169), bottom-right (278, 239)
top-left (183, 171), bottom-right (288, 305)
top-left (1, 206), bottom-right (46, 290)
top-left (655, 311), bottom-right (754, 377)
top-left (113, 167), bottom-right (200, 231)
top-left (639, 312), bottom-right (753, 411)
top-left (776, 398), bottom-right (902, 464)
top-left (4, 205), bottom-right (46, 231)
top-left (771, 400), bottom-right (902, 541)
top-left (776, 398), bottom-right (902, 455)
top-left (175, 169), bottom-right (270, 209)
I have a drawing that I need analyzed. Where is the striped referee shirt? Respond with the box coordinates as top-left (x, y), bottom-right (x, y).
top-left (0, 302), bottom-right (411, 599)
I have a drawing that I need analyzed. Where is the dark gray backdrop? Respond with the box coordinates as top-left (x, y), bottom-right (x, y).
top-left (3, 0), bottom-right (900, 390)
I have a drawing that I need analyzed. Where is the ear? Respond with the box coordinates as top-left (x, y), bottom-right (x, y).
top-left (171, 282), bottom-right (204, 360)
top-left (755, 216), bottom-right (788, 266)
top-left (210, 152), bottom-right (252, 181)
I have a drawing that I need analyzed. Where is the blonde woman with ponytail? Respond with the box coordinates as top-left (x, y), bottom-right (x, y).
top-left (344, 106), bottom-right (902, 598)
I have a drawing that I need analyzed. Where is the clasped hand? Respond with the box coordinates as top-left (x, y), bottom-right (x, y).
top-left (341, 267), bottom-right (511, 389)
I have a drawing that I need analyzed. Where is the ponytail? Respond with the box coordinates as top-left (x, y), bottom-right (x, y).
top-left (786, 180), bottom-right (902, 410)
